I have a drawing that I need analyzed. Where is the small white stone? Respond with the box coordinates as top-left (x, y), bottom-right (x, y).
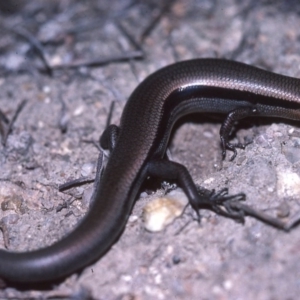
top-left (121, 274), bottom-right (132, 282)
top-left (203, 177), bottom-right (215, 184)
top-left (38, 121), bottom-right (44, 128)
top-left (223, 280), bottom-right (233, 290)
top-left (43, 86), bottom-right (51, 94)
top-left (81, 163), bottom-right (94, 177)
top-left (73, 105), bottom-right (85, 116)
top-left (277, 167), bottom-right (300, 198)
top-left (154, 274), bottom-right (162, 284)
top-left (142, 189), bottom-right (188, 232)
top-left (128, 215), bottom-right (138, 223)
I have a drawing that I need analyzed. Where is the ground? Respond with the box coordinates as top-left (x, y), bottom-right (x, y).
top-left (0, 0), bottom-right (300, 299)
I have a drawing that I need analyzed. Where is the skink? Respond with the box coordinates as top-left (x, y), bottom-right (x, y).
top-left (2, 58), bottom-right (300, 284)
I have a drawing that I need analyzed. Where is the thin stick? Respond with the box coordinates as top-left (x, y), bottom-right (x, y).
top-left (228, 201), bottom-right (288, 231)
top-left (2, 99), bottom-right (27, 146)
top-left (50, 51), bottom-right (143, 70)
top-left (58, 177), bottom-right (95, 192)
top-left (12, 27), bottom-right (52, 76)
top-left (140, 0), bottom-right (175, 42)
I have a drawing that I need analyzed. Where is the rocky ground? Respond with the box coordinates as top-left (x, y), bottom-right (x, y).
top-left (0, 0), bottom-right (300, 299)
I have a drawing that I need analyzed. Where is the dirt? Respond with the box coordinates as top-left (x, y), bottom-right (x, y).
top-left (0, 0), bottom-right (300, 299)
